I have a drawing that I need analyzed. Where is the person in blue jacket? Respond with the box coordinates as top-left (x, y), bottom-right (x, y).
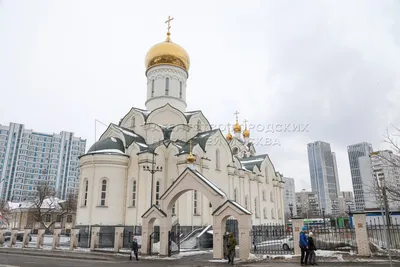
top-left (299, 226), bottom-right (309, 265)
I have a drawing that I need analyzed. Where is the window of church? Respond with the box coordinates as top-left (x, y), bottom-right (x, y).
top-left (233, 147), bottom-right (239, 155)
top-left (265, 168), bottom-right (269, 184)
top-left (131, 116), bottom-right (135, 128)
top-left (254, 197), bottom-right (258, 218)
top-left (234, 188), bottom-right (237, 202)
top-left (155, 181), bottom-right (160, 206)
top-left (270, 192), bottom-right (274, 202)
top-left (245, 196), bottom-right (248, 210)
top-left (179, 81), bottom-right (183, 98)
top-left (151, 79), bottom-right (155, 97)
top-left (193, 190), bottom-right (198, 215)
top-left (216, 149), bottom-right (220, 170)
top-left (271, 208), bottom-right (275, 219)
top-left (100, 179), bottom-right (107, 206)
top-left (262, 190), bottom-right (266, 201)
top-left (263, 208), bottom-right (267, 219)
top-left (132, 180), bottom-right (137, 207)
top-left (83, 179), bottom-right (88, 206)
top-left (165, 77), bottom-right (169, 95)
top-left (196, 120), bottom-right (201, 131)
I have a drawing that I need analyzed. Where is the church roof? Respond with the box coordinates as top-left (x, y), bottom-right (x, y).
top-left (87, 137), bottom-right (126, 154)
top-left (239, 154), bottom-right (268, 172)
top-left (176, 129), bottom-right (220, 155)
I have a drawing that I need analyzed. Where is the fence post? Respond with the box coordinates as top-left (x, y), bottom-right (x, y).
top-left (353, 212), bottom-right (371, 256)
top-left (70, 228), bottom-right (80, 251)
top-left (292, 216), bottom-right (304, 255)
top-left (114, 227), bottom-right (124, 253)
top-left (36, 228), bottom-right (45, 249)
top-left (90, 226), bottom-right (100, 252)
top-left (52, 228), bottom-right (62, 250)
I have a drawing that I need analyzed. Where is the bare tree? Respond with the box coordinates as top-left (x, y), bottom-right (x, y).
top-left (0, 199), bottom-right (11, 228)
top-left (28, 181), bottom-right (77, 233)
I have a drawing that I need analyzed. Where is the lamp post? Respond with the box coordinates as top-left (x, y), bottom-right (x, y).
top-left (289, 203), bottom-right (294, 219)
top-left (142, 153), bottom-right (163, 206)
top-left (321, 208), bottom-right (326, 228)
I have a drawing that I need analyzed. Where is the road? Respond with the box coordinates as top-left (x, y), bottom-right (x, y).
top-left (0, 253), bottom-right (398, 267)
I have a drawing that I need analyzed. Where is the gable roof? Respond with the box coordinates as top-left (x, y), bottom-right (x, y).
top-left (141, 205), bottom-right (167, 218)
top-left (212, 199), bottom-right (252, 216)
top-left (240, 154), bottom-right (268, 172)
top-left (159, 167), bottom-right (226, 200)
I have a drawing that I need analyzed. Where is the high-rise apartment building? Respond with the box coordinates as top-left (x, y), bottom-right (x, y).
top-left (307, 141), bottom-right (340, 214)
top-left (0, 123), bottom-right (86, 201)
top-left (283, 177), bottom-right (297, 218)
top-left (347, 142), bottom-right (373, 211)
top-left (295, 189), bottom-right (320, 218)
top-left (358, 150), bottom-right (400, 210)
top-left (338, 191), bottom-right (355, 215)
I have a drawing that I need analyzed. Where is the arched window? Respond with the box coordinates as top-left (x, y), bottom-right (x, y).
top-left (262, 190), bottom-right (266, 201)
top-left (265, 168), bottom-right (269, 184)
top-left (216, 149), bottom-right (220, 170)
top-left (100, 179), bottom-right (107, 206)
top-left (165, 77), bottom-right (169, 95)
top-left (83, 179), bottom-right (88, 206)
top-left (270, 192), bottom-right (274, 202)
top-left (271, 208), bottom-right (274, 219)
top-left (193, 190), bottom-right (198, 215)
top-left (132, 180), bottom-right (137, 207)
top-left (155, 180), bottom-right (161, 206)
top-left (197, 120), bottom-right (201, 131)
top-left (179, 81), bottom-right (183, 98)
top-left (232, 147), bottom-right (239, 155)
top-left (234, 188), bottom-right (238, 202)
top-left (254, 197), bottom-right (258, 217)
top-left (151, 79), bottom-right (155, 97)
top-left (263, 207), bottom-right (267, 219)
top-left (131, 116), bottom-right (135, 128)
top-left (245, 195), bottom-right (248, 210)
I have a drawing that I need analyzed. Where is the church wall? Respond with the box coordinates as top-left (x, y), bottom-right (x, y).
top-left (76, 154), bottom-right (129, 226)
top-left (124, 147), bottom-right (142, 226)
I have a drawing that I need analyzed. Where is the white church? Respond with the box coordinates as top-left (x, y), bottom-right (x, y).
top-left (75, 19), bottom-right (286, 237)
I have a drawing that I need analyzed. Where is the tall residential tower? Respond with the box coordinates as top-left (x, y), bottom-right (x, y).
top-left (0, 123), bottom-right (86, 201)
top-left (347, 142), bottom-right (373, 211)
top-left (307, 141), bottom-right (340, 215)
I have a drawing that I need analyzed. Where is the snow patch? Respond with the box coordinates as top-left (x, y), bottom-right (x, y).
top-left (110, 137), bottom-right (117, 142)
top-left (87, 149), bottom-right (125, 154)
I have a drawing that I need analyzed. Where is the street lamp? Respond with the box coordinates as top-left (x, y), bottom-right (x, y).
top-left (321, 208), bottom-right (326, 228)
top-left (142, 153), bottom-right (163, 206)
top-left (289, 203), bottom-right (294, 219)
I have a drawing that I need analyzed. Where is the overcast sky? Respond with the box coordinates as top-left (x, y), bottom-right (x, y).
top-left (1, 0), bottom-right (399, 193)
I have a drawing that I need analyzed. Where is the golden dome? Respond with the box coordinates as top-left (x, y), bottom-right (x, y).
top-left (226, 131), bottom-right (233, 141)
top-left (243, 119), bottom-right (250, 138)
top-left (145, 34), bottom-right (190, 73)
top-left (187, 153), bottom-right (195, 163)
top-left (233, 122), bottom-right (241, 133)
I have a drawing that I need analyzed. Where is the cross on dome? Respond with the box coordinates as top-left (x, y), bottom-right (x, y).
top-left (233, 111), bottom-right (242, 133)
top-left (165, 16), bottom-right (174, 41)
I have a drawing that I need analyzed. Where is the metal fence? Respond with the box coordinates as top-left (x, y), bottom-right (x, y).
top-left (98, 232), bottom-right (115, 248)
top-left (77, 231), bottom-right (91, 248)
top-left (367, 218), bottom-right (400, 249)
top-left (250, 224), bottom-right (293, 255)
top-left (312, 227), bottom-right (357, 253)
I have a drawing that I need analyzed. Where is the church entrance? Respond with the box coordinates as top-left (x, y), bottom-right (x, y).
top-left (141, 167), bottom-right (252, 260)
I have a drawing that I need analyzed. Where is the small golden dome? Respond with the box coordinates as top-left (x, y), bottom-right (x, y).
top-left (233, 122), bottom-right (241, 133)
top-left (187, 153), bottom-right (195, 163)
top-left (226, 131), bottom-right (233, 141)
top-left (145, 35), bottom-right (190, 73)
top-left (243, 128), bottom-right (250, 138)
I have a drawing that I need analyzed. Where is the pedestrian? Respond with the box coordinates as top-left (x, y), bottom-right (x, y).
top-left (307, 232), bottom-right (317, 265)
top-left (130, 236), bottom-right (139, 261)
top-left (299, 226), bottom-right (309, 266)
top-left (227, 232), bottom-right (237, 265)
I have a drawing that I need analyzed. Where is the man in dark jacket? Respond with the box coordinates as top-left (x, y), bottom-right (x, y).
top-left (130, 237), bottom-right (139, 261)
top-left (227, 232), bottom-right (237, 265)
top-left (307, 232), bottom-right (317, 265)
top-left (299, 226), bottom-right (309, 266)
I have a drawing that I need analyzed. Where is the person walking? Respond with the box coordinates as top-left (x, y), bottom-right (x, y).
top-left (227, 232), bottom-right (237, 265)
top-left (130, 236), bottom-right (139, 261)
top-left (307, 232), bottom-right (317, 265)
top-left (299, 226), bottom-right (309, 266)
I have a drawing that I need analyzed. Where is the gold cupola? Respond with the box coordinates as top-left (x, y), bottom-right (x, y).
top-left (226, 130), bottom-right (233, 141)
top-left (187, 140), bottom-right (196, 164)
top-left (243, 119), bottom-right (250, 138)
top-left (233, 111), bottom-right (242, 133)
top-left (145, 16), bottom-right (190, 73)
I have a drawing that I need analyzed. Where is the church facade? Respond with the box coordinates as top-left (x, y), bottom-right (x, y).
top-left (75, 23), bottom-right (285, 232)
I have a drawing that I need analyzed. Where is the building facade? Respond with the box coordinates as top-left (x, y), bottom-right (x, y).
top-left (283, 177), bottom-right (296, 218)
top-left (359, 150), bottom-right (400, 210)
top-left (295, 189), bottom-right (320, 218)
top-left (347, 142), bottom-right (373, 211)
top-left (307, 141), bottom-right (340, 214)
top-left (0, 123), bottom-right (86, 201)
top-left (75, 26), bottom-right (286, 233)
top-left (338, 191), bottom-right (355, 216)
